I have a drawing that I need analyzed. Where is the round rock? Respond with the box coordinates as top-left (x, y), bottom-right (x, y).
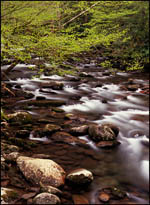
top-left (66, 168), bottom-right (93, 185)
top-left (17, 156), bottom-right (66, 187)
top-left (33, 193), bottom-right (61, 204)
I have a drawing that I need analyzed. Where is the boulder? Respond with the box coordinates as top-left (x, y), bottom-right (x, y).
top-left (88, 123), bottom-right (119, 142)
top-left (70, 125), bottom-right (89, 136)
top-left (17, 156), bottom-right (66, 187)
top-left (66, 168), bottom-right (93, 185)
top-left (50, 132), bottom-right (87, 146)
top-left (41, 81), bottom-right (64, 90)
top-left (44, 124), bottom-right (61, 134)
top-left (33, 193), bottom-right (61, 204)
top-left (8, 112), bottom-right (32, 124)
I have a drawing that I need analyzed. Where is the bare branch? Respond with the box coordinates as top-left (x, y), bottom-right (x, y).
top-left (62, 2), bottom-right (99, 27)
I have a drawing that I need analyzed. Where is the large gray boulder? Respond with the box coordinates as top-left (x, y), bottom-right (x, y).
top-left (17, 156), bottom-right (66, 187)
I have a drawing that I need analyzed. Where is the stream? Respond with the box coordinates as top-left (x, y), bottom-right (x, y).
top-left (1, 60), bottom-right (149, 204)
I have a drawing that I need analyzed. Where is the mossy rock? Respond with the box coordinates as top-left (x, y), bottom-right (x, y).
top-left (8, 137), bottom-right (37, 149)
top-left (8, 111), bottom-right (33, 124)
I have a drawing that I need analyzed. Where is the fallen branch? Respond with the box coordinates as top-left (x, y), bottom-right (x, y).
top-left (62, 2), bottom-right (99, 27)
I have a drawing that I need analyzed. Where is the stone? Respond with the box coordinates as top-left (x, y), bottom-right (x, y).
top-left (36, 96), bottom-right (46, 100)
top-left (72, 195), bottom-right (89, 204)
top-left (79, 72), bottom-right (93, 77)
top-left (1, 142), bottom-right (20, 154)
top-left (44, 124), bottom-right (61, 134)
top-left (99, 192), bottom-right (110, 202)
top-left (97, 140), bottom-right (121, 148)
top-left (50, 132), bottom-right (87, 146)
top-left (4, 152), bottom-right (20, 162)
top-left (21, 192), bottom-right (37, 200)
top-left (66, 168), bottom-right (93, 185)
top-left (111, 187), bottom-right (127, 199)
top-left (17, 156), bottom-right (66, 187)
top-left (41, 81), bottom-right (64, 90)
top-left (8, 112), bottom-right (32, 124)
top-left (40, 185), bottom-right (62, 196)
top-left (27, 100), bottom-right (66, 107)
top-left (15, 130), bottom-right (30, 138)
top-left (127, 84), bottom-right (140, 91)
top-left (1, 187), bottom-right (19, 203)
top-left (88, 123), bottom-right (119, 142)
top-left (70, 125), bottom-right (89, 136)
top-left (33, 193), bottom-right (61, 204)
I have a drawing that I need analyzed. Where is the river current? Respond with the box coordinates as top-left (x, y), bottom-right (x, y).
top-left (2, 61), bottom-right (149, 204)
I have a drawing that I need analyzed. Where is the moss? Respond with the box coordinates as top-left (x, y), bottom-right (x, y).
top-left (8, 137), bottom-right (37, 149)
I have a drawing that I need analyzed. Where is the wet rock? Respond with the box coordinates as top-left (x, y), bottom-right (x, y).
top-left (103, 71), bottom-right (110, 76)
top-left (66, 168), bottom-right (93, 185)
top-left (72, 194), bottom-right (89, 204)
top-left (98, 187), bottom-right (127, 202)
top-left (52, 107), bottom-right (65, 113)
top-left (88, 123), bottom-right (119, 142)
top-left (24, 92), bottom-right (34, 99)
top-left (15, 129), bottom-right (30, 138)
top-left (36, 96), bottom-right (46, 100)
top-left (4, 152), bottom-right (20, 162)
top-left (1, 187), bottom-right (19, 203)
top-left (33, 193), bottom-right (61, 204)
top-left (44, 124), bottom-right (61, 134)
top-left (21, 192), bottom-right (37, 200)
top-left (8, 111), bottom-right (32, 124)
top-left (70, 125), bottom-right (89, 136)
top-left (65, 76), bottom-right (81, 82)
top-left (127, 84), bottom-right (140, 91)
top-left (8, 137), bottom-right (37, 149)
top-left (99, 192), bottom-right (110, 202)
top-left (1, 142), bottom-right (20, 154)
top-left (95, 82), bottom-right (103, 87)
top-left (27, 99), bottom-right (66, 107)
top-left (79, 72), bottom-right (93, 77)
top-left (17, 156), bottom-right (66, 187)
top-left (50, 132), bottom-right (87, 146)
top-left (111, 187), bottom-right (127, 199)
top-left (40, 184), bottom-right (62, 196)
top-left (41, 81), bottom-right (64, 90)
top-left (97, 140), bottom-right (121, 148)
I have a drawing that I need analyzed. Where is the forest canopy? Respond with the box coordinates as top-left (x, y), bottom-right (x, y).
top-left (1, 1), bottom-right (149, 71)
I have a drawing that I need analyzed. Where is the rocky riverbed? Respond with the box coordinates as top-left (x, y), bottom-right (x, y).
top-left (1, 57), bottom-right (149, 204)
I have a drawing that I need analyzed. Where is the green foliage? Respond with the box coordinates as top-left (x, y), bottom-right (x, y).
top-left (1, 1), bottom-right (149, 71)
top-left (100, 60), bottom-right (113, 69)
top-left (126, 60), bottom-right (144, 71)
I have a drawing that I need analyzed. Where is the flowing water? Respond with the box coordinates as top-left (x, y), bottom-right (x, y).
top-left (2, 61), bottom-right (149, 204)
